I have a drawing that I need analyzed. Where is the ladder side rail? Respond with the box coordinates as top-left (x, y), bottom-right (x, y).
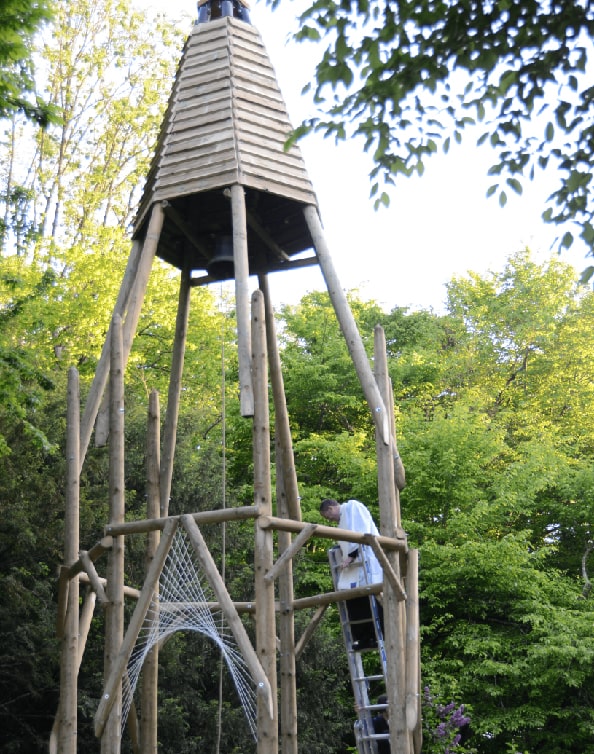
top-left (329, 547), bottom-right (380, 754)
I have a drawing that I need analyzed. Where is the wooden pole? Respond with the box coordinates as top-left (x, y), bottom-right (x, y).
top-left (231, 184), bottom-right (254, 417)
top-left (104, 505), bottom-right (259, 536)
top-left (51, 589), bottom-right (95, 754)
top-left (141, 390), bottom-right (161, 754)
top-left (406, 549), bottom-right (422, 752)
top-left (180, 514), bottom-right (273, 715)
top-left (374, 326), bottom-right (400, 532)
top-left (77, 574), bottom-right (140, 600)
top-left (58, 367), bottom-right (80, 754)
top-left (102, 315), bottom-right (126, 754)
top-left (265, 524), bottom-right (318, 585)
top-left (78, 590), bottom-right (97, 667)
top-left (292, 582), bottom-right (383, 611)
top-left (252, 290), bottom-right (278, 753)
top-left (303, 204), bottom-right (390, 446)
top-left (259, 274), bottom-right (301, 522)
top-left (374, 326), bottom-right (410, 754)
top-left (258, 515), bottom-right (407, 551)
top-left (79, 240), bottom-right (141, 457)
top-left (294, 605), bottom-right (327, 661)
top-left (389, 377), bottom-right (407, 492)
top-left (159, 266), bottom-right (191, 516)
top-left (79, 551), bottom-right (108, 605)
top-left (260, 273), bottom-right (299, 754)
top-left (95, 518), bottom-right (178, 738)
top-left (66, 537), bottom-right (113, 580)
top-left (80, 203), bottom-right (164, 467)
top-left (274, 460), bottom-right (298, 754)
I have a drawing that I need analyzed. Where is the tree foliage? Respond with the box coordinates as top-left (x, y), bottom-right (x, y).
top-left (0, 0), bottom-right (56, 126)
top-left (284, 0), bottom-right (594, 260)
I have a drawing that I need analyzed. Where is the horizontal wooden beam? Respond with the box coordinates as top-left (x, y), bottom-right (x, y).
top-left (258, 515), bottom-right (407, 552)
top-left (292, 582), bottom-right (383, 611)
top-left (104, 505), bottom-right (259, 536)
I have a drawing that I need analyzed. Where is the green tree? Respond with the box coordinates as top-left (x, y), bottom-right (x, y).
top-left (285, 0), bottom-right (594, 260)
top-left (0, 0), bottom-right (56, 126)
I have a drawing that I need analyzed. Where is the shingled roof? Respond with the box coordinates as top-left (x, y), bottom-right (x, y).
top-left (133, 14), bottom-right (318, 276)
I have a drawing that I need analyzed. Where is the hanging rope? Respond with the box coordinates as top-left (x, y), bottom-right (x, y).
top-left (216, 285), bottom-right (228, 754)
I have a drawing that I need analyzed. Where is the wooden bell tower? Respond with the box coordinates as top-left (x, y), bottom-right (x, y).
top-left (55, 3), bottom-right (420, 753)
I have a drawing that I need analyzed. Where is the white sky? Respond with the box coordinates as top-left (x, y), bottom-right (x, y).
top-left (145, 0), bottom-right (590, 313)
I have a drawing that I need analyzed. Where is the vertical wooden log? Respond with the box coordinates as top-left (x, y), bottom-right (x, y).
top-left (141, 390), bottom-right (161, 754)
top-left (58, 367), bottom-right (80, 754)
top-left (259, 274), bottom-right (298, 754)
top-left (259, 274), bottom-right (301, 523)
top-left (102, 315), bottom-right (126, 754)
top-left (374, 326), bottom-right (410, 754)
top-left (231, 184), bottom-right (254, 417)
top-left (159, 266), bottom-right (191, 516)
top-left (303, 204), bottom-right (390, 445)
top-left (389, 378), bottom-right (407, 492)
top-left (80, 203), bottom-right (164, 467)
top-left (406, 549), bottom-right (421, 750)
top-left (252, 290), bottom-right (278, 754)
top-left (374, 326), bottom-right (400, 532)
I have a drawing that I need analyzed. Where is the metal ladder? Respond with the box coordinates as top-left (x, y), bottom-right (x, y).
top-left (328, 546), bottom-right (390, 754)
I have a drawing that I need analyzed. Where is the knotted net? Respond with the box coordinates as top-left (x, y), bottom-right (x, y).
top-left (122, 527), bottom-right (257, 739)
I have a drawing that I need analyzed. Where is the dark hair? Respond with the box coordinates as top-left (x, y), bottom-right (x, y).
top-left (319, 498), bottom-right (339, 513)
top-left (377, 694), bottom-right (387, 705)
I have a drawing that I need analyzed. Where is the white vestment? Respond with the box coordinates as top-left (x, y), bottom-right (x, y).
top-left (336, 499), bottom-right (383, 590)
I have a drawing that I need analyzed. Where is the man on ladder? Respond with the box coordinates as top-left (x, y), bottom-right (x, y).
top-left (319, 498), bottom-right (384, 650)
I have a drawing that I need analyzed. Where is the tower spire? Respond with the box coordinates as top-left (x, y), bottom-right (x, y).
top-left (196, 0), bottom-right (251, 24)
top-left (133, 9), bottom-right (317, 280)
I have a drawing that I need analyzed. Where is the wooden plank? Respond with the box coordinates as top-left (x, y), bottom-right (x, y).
top-left (155, 162), bottom-right (239, 191)
top-left (159, 143), bottom-right (237, 171)
top-left (153, 172), bottom-right (240, 202)
top-left (239, 173), bottom-right (317, 205)
top-left (177, 68), bottom-right (232, 93)
top-left (235, 109), bottom-right (296, 133)
top-left (238, 151), bottom-right (313, 182)
top-left (236, 133), bottom-right (304, 163)
top-left (175, 84), bottom-right (232, 107)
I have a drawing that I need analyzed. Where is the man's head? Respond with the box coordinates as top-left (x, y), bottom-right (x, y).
top-left (320, 498), bottom-right (341, 523)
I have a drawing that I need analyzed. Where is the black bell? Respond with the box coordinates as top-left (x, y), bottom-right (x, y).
top-left (207, 236), bottom-right (235, 280)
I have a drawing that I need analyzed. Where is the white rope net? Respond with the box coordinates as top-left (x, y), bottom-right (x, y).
top-left (122, 527), bottom-right (257, 739)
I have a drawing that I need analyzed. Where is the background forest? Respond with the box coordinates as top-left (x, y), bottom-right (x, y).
top-left (2, 1), bottom-right (594, 753)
